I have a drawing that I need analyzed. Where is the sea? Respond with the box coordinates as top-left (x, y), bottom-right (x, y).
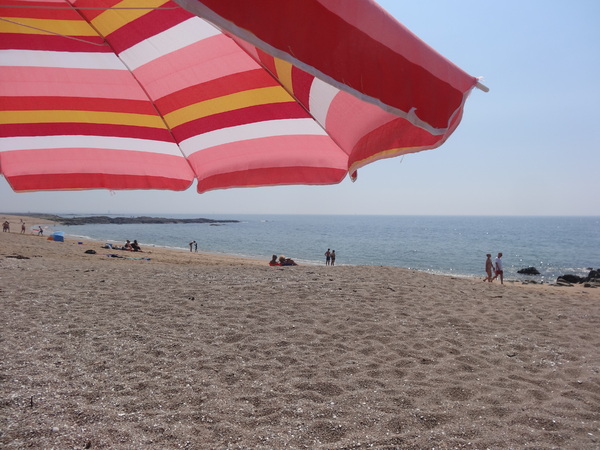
top-left (49, 215), bottom-right (599, 283)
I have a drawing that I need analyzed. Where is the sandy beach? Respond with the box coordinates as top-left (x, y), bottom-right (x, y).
top-left (1, 214), bottom-right (599, 449)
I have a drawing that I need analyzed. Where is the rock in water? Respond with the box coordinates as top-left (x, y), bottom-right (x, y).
top-left (518, 267), bottom-right (540, 275)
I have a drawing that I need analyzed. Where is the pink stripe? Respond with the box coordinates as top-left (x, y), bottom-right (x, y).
top-left (134, 34), bottom-right (260, 100)
top-left (348, 117), bottom-right (439, 170)
top-left (1, 147), bottom-right (194, 180)
top-left (324, 90), bottom-right (397, 155)
top-left (186, 134), bottom-right (347, 180)
top-left (197, 166), bottom-right (347, 193)
top-left (0, 66), bottom-right (149, 100)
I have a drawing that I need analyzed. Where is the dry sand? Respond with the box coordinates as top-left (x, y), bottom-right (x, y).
top-left (1, 214), bottom-right (599, 449)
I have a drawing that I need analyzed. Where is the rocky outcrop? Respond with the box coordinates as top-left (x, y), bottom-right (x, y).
top-left (557, 274), bottom-right (584, 284)
top-left (28, 215), bottom-right (239, 226)
top-left (584, 269), bottom-right (600, 282)
top-left (517, 267), bottom-right (540, 275)
top-left (557, 269), bottom-right (600, 287)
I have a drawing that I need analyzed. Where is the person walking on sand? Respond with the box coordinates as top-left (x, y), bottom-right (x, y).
top-left (325, 248), bottom-right (331, 265)
top-left (21, 221), bottom-right (26, 234)
top-left (491, 252), bottom-right (504, 284)
top-left (330, 250), bottom-right (336, 266)
top-left (483, 253), bottom-right (494, 282)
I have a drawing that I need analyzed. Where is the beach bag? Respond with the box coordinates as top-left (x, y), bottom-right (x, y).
top-left (84, 249), bottom-right (96, 254)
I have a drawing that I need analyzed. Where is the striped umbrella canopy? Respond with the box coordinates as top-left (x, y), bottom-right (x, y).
top-left (0, 0), bottom-right (485, 193)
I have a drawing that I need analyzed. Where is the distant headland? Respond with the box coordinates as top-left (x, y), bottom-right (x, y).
top-left (9, 214), bottom-right (239, 226)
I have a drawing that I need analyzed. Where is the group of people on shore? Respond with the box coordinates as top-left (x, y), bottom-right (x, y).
top-left (269, 255), bottom-right (297, 266)
top-left (102, 239), bottom-right (142, 252)
top-left (3, 220), bottom-right (43, 235)
top-left (483, 252), bottom-right (503, 284)
top-left (324, 249), bottom-right (336, 266)
top-left (268, 249), bottom-right (338, 267)
top-left (126, 240), bottom-right (142, 251)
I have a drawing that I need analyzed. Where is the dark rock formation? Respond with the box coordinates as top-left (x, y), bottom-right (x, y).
top-left (584, 269), bottom-right (600, 283)
top-left (557, 274), bottom-right (584, 284)
top-left (25, 214), bottom-right (239, 226)
top-left (556, 269), bottom-right (600, 286)
top-left (517, 267), bottom-right (540, 275)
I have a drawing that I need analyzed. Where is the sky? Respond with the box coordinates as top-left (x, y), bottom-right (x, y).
top-left (1, 0), bottom-right (599, 216)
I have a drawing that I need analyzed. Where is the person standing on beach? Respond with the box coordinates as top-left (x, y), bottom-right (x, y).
top-left (491, 252), bottom-right (504, 284)
top-left (189, 241), bottom-right (195, 252)
top-left (483, 253), bottom-right (494, 282)
top-left (194, 241), bottom-right (198, 252)
top-left (330, 250), bottom-right (336, 266)
top-left (325, 249), bottom-right (331, 265)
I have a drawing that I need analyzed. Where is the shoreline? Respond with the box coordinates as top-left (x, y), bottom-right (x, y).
top-left (1, 212), bottom-right (597, 296)
top-left (0, 214), bottom-right (266, 267)
top-left (3, 213), bottom-right (594, 286)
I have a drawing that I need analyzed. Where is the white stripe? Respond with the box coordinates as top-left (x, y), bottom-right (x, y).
top-left (119, 18), bottom-right (220, 71)
top-left (179, 118), bottom-right (327, 157)
top-left (0, 49), bottom-right (125, 70)
top-left (0, 135), bottom-right (183, 157)
top-left (309, 77), bottom-right (339, 128)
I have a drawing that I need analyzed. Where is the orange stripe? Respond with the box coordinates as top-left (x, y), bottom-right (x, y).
top-left (91, 0), bottom-right (170, 36)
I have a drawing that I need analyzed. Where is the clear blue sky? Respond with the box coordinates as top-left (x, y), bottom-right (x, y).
top-left (2, 0), bottom-right (599, 216)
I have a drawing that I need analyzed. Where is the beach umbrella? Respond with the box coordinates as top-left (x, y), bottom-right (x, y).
top-left (0, 0), bottom-right (486, 194)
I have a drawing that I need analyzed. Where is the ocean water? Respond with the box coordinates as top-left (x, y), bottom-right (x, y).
top-left (53, 215), bottom-right (599, 282)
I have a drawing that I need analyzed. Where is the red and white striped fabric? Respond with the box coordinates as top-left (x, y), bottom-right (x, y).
top-left (0, 0), bottom-right (480, 193)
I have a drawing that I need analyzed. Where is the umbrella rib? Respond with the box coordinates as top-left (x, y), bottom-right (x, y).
top-left (0, 5), bottom-right (180, 10)
top-left (0, 3), bottom-right (181, 46)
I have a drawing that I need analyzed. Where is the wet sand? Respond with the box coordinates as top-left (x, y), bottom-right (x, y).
top-left (1, 214), bottom-right (599, 449)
